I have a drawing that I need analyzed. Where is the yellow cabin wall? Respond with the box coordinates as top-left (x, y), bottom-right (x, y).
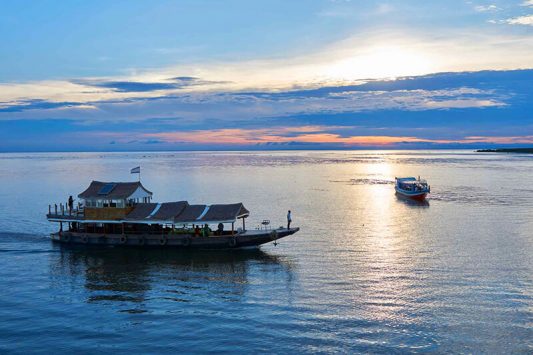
top-left (84, 207), bottom-right (134, 220)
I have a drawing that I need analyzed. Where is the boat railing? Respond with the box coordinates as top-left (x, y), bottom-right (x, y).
top-left (47, 203), bottom-right (84, 218)
top-left (66, 228), bottom-right (239, 238)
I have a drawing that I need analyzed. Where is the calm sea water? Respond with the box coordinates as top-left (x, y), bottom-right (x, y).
top-left (0, 150), bottom-right (531, 353)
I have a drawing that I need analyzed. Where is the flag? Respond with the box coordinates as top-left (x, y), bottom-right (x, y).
top-left (130, 166), bottom-right (140, 174)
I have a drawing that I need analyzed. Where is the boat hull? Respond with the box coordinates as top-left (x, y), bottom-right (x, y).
top-left (50, 228), bottom-right (299, 249)
top-left (395, 188), bottom-right (428, 201)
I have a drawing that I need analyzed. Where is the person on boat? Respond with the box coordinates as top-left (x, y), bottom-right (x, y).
top-left (217, 222), bottom-right (224, 236)
top-left (287, 210), bottom-right (292, 229)
top-left (194, 225), bottom-right (201, 237)
top-left (68, 195), bottom-right (74, 213)
top-left (202, 224), bottom-right (210, 237)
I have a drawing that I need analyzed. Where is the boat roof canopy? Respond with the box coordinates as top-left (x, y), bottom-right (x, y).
top-left (78, 181), bottom-right (153, 200)
top-left (396, 177), bottom-right (428, 185)
top-left (126, 201), bottom-right (250, 224)
top-left (396, 177), bottom-right (417, 181)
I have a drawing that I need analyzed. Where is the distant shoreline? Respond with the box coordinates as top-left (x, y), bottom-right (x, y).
top-left (476, 148), bottom-right (533, 153)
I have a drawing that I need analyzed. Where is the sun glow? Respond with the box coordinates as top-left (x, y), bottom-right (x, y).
top-left (323, 45), bottom-right (435, 81)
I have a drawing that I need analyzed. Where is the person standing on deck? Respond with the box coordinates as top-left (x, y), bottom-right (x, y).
top-left (68, 196), bottom-right (74, 213)
top-left (287, 210), bottom-right (292, 229)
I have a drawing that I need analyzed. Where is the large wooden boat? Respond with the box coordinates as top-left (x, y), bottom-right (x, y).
top-left (46, 181), bottom-right (299, 249)
top-left (395, 177), bottom-right (430, 201)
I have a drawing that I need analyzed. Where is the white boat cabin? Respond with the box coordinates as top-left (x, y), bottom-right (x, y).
top-left (78, 181), bottom-right (153, 208)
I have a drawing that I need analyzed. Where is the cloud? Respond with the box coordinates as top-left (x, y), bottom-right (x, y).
top-left (523, 0), bottom-right (533, 7)
top-left (1, 29), bottom-right (532, 114)
top-left (102, 126), bottom-right (424, 145)
top-left (6, 70), bottom-right (525, 119)
top-left (475, 4), bottom-right (500, 12)
top-left (505, 14), bottom-right (533, 26)
top-left (79, 80), bottom-right (183, 92)
top-left (0, 99), bottom-right (96, 113)
top-left (72, 76), bottom-right (227, 93)
top-left (2, 67), bottom-right (531, 152)
top-left (0, 83), bottom-right (507, 122)
top-left (94, 126), bottom-right (533, 147)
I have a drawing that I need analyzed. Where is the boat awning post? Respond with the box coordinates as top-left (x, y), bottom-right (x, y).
top-left (231, 222), bottom-right (234, 236)
top-left (242, 217), bottom-right (246, 232)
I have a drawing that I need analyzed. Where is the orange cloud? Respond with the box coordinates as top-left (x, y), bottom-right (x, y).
top-left (141, 128), bottom-right (533, 146)
top-left (94, 126), bottom-right (533, 146)
top-left (142, 127), bottom-right (445, 146)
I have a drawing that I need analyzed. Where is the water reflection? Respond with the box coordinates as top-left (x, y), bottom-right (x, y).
top-left (395, 194), bottom-right (430, 207)
top-left (50, 245), bottom-right (293, 306)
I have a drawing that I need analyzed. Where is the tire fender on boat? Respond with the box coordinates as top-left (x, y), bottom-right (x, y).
top-left (228, 237), bottom-right (237, 247)
top-left (159, 237), bottom-right (167, 246)
top-left (81, 235), bottom-right (88, 244)
top-left (182, 237), bottom-right (191, 247)
top-left (62, 234), bottom-right (71, 243)
top-left (138, 237), bottom-right (145, 246)
top-left (120, 236), bottom-right (127, 245)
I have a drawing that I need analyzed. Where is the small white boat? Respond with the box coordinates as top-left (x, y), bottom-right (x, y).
top-left (395, 177), bottom-right (430, 201)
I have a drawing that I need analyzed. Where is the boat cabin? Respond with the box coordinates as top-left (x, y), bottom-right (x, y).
top-left (79, 181), bottom-right (153, 220)
top-left (395, 177), bottom-right (430, 193)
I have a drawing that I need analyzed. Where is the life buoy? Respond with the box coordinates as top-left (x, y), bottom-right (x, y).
top-left (182, 237), bottom-right (191, 247)
top-left (138, 237), bottom-right (145, 246)
top-left (120, 236), bottom-right (127, 245)
top-left (228, 237), bottom-right (237, 247)
top-left (159, 237), bottom-right (167, 246)
top-left (270, 230), bottom-right (278, 240)
top-left (81, 235), bottom-right (89, 244)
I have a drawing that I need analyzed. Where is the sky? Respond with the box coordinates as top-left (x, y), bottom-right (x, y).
top-left (0, 0), bottom-right (532, 151)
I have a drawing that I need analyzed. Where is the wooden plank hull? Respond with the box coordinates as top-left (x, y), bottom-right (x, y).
top-left (395, 188), bottom-right (428, 201)
top-left (396, 191), bottom-right (427, 201)
top-left (50, 228), bottom-right (299, 249)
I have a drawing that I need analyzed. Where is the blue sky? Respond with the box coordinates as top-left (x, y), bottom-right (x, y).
top-left (0, 0), bottom-right (532, 151)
